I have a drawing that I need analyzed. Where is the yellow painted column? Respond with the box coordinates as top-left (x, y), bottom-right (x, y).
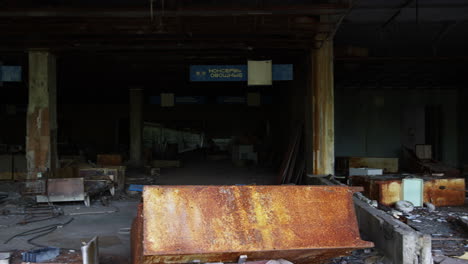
top-left (311, 40), bottom-right (334, 175)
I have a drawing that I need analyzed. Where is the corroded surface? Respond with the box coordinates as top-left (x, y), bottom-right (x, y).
top-left (424, 178), bottom-right (465, 207)
top-left (138, 185), bottom-right (372, 264)
top-left (351, 176), bottom-right (465, 207)
top-left (376, 181), bottom-right (402, 206)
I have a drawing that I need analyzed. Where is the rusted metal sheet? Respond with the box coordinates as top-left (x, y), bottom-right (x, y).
top-left (135, 185), bottom-right (373, 264)
top-left (350, 176), bottom-right (402, 206)
top-left (351, 176), bottom-right (465, 207)
top-left (376, 181), bottom-right (402, 206)
top-left (424, 178), bottom-right (465, 207)
top-left (132, 204), bottom-right (144, 264)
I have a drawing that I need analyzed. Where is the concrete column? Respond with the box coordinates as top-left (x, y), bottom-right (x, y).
top-left (26, 50), bottom-right (57, 179)
top-left (129, 88), bottom-right (143, 167)
top-left (311, 40), bottom-right (335, 175)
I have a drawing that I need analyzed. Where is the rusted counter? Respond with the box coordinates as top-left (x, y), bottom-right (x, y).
top-left (132, 185), bottom-right (373, 264)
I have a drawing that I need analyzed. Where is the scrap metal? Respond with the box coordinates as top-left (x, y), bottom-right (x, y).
top-left (82, 236), bottom-right (99, 264)
top-left (132, 185), bottom-right (373, 264)
top-left (36, 178), bottom-right (89, 207)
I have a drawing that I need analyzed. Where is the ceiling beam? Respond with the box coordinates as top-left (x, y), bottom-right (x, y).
top-left (0, 4), bottom-right (348, 18)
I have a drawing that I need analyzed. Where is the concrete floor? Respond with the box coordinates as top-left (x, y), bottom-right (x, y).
top-left (0, 158), bottom-right (277, 262)
top-left (0, 200), bottom-right (139, 262)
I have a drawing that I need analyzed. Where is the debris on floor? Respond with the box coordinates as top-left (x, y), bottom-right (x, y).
top-left (22, 247), bottom-right (60, 263)
top-left (377, 201), bottom-right (468, 258)
top-left (325, 248), bottom-right (389, 264)
top-left (150, 159), bottom-right (181, 168)
top-left (350, 174), bottom-right (465, 207)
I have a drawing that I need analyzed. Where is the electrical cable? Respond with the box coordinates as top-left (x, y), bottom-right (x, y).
top-left (4, 218), bottom-right (74, 245)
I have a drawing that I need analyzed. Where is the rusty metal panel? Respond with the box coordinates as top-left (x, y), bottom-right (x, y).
top-left (139, 185), bottom-right (373, 264)
top-left (350, 176), bottom-right (401, 206)
top-left (376, 180), bottom-right (402, 206)
top-left (424, 178), bottom-right (465, 207)
top-left (132, 204), bottom-right (144, 264)
top-left (352, 176), bottom-right (465, 207)
top-left (348, 157), bottom-right (399, 174)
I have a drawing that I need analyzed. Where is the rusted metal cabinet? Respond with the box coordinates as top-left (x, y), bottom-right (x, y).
top-left (351, 175), bottom-right (465, 207)
top-left (132, 185), bottom-right (373, 264)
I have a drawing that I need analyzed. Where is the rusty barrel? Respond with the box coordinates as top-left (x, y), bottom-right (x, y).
top-left (131, 185), bottom-right (373, 264)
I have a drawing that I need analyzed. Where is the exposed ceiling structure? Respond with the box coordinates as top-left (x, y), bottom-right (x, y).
top-left (1, 0), bottom-right (467, 54)
top-left (335, 0), bottom-right (468, 57)
top-left (0, 0), bottom-right (349, 51)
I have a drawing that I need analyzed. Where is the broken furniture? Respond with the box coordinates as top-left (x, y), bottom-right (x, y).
top-left (34, 168), bottom-right (121, 206)
top-left (131, 185), bottom-right (373, 264)
top-left (79, 167), bottom-right (125, 192)
top-left (403, 147), bottom-right (460, 177)
top-left (350, 175), bottom-right (465, 206)
top-left (36, 178), bottom-right (90, 207)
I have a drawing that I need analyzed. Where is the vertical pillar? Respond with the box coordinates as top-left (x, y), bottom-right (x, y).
top-left (129, 88), bottom-right (143, 167)
top-left (311, 40), bottom-right (335, 175)
top-left (26, 50), bottom-right (57, 179)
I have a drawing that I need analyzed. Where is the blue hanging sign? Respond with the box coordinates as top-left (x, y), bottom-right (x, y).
top-left (190, 64), bottom-right (293, 82)
top-left (190, 65), bottom-right (247, 82)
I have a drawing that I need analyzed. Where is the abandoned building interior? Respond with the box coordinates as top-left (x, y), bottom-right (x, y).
top-left (1, 0), bottom-right (468, 264)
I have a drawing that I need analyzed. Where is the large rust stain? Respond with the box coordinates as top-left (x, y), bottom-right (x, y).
top-left (351, 176), bottom-right (465, 207)
top-left (26, 107), bottom-right (50, 178)
top-left (424, 178), bottom-right (465, 206)
top-left (135, 185), bottom-right (373, 264)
